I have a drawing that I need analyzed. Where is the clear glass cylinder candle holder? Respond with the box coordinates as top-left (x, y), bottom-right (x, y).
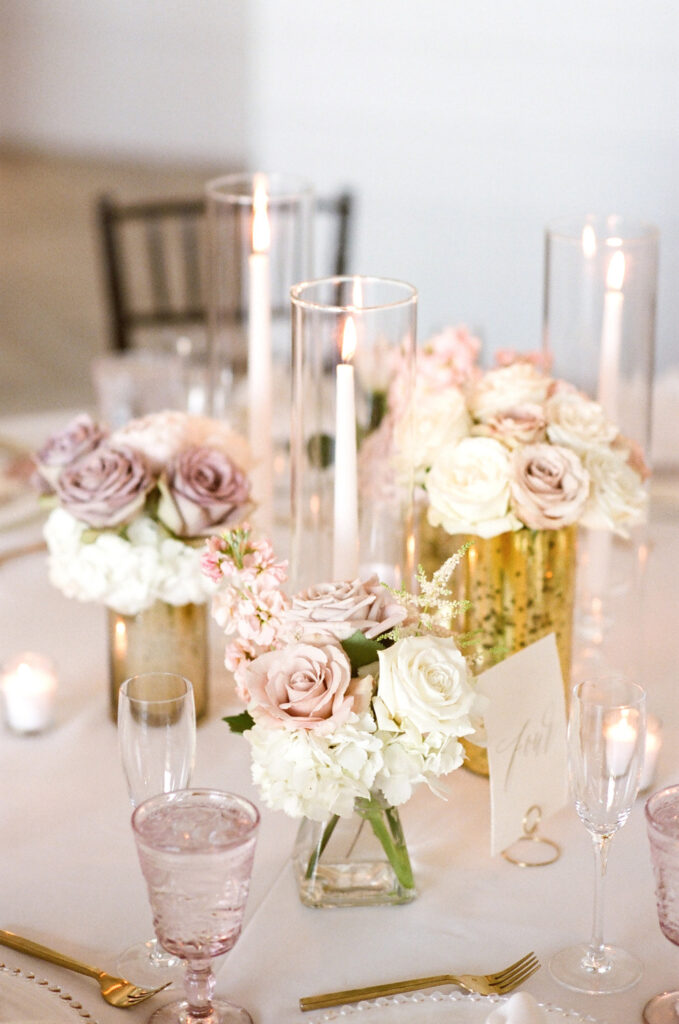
top-left (542, 214), bottom-right (659, 459)
top-left (206, 173), bottom-right (313, 543)
top-left (290, 276), bottom-right (417, 589)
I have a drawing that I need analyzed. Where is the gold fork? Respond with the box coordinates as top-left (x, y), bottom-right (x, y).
top-left (0, 929), bottom-right (171, 1008)
top-left (299, 951), bottom-right (540, 1011)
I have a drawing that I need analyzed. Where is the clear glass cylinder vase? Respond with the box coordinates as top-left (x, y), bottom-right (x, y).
top-left (418, 523), bottom-right (577, 776)
top-left (292, 794), bottom-right (416, 908)
top-left (290, 276), bottom-right (417, 590)
top-left (107, 600), bottom-right (208, 722)
top-left (205, 173), bottom-right (313, 544)
top-left (542, 215), bottom-right (658, 460)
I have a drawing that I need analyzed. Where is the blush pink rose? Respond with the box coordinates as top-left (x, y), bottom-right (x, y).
top-left (55, 443), bottom-right (154, 528)
top-left (157, 446), bottom-right (251, 538)
top-left (36, 414), bottom-right (108, 489)
top-left (245, 642), bottom-right (354, 734)
top-left (510, 443), bottom-right (590, 529)
top-left (472, 404), bottom-right (547, 448)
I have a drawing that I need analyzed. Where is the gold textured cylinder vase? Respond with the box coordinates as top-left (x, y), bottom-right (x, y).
top-left (107, 600), bottom-right (208, 722)
top-left (419, 524), bottom-right (577, 776)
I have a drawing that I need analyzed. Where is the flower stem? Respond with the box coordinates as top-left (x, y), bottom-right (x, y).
top-left (359, 798), bottom-right (415, 891)
top-left (305, 814), bottom-right (340, 879)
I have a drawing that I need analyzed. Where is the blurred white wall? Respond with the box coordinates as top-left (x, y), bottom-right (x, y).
top-left (2, 0), bottom-right (678, 378)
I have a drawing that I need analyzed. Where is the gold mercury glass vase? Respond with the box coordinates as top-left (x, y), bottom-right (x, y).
top-left (418, 522), bottom-right (577, 776)
top-left (107, 600), bottom-right (209, 722)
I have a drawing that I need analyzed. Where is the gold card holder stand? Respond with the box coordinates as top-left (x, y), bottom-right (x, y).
top-left (502, 805), bottom-right (561, 867)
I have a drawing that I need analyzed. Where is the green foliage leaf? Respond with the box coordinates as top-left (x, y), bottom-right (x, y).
top-left (307, 433), bottom-right (335, 468)
top-left (341, 630), bottom-right (385, 673)
top-left (223, 710), bottom-right (255, 734)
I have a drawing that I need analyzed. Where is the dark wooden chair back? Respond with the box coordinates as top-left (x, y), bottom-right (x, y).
top-left (96, 191), bottom-right (354, 351)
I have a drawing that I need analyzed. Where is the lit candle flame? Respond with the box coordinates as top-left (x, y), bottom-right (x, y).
top-left (606, 249), bottom-right (625, 291)
top-left (582, 224), bottom-right (597, 259)
top-left (341, 316), bottom-right (357, 363)
top-left (252, 174), bottom-right (270, 254)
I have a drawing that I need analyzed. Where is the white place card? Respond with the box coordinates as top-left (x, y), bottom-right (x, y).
top-left (477, 634), bottom-right (568, 856)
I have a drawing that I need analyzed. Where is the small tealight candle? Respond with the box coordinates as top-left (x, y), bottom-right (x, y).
top-left (605, 709), bottom-right (637, 777)
top-left (639, 714), bottom-right (662, 792)
top-left (1, 652), bottom-right (58, 734)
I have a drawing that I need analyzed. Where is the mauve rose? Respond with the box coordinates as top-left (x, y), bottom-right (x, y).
top-left (55, 443), bottom-right (154, 528)
top-left (157, 446), bottom-right (251, 538)
top-left (472, 403), bottom-right (547, 448)
top-left (510, 443), bottom-right (590, 529)
top-left (36, 414), bottom-right (108, 488)
top-left (245, 642), bottom-right (354, 734)
top-left (285, 576), bottom-right (408, 642)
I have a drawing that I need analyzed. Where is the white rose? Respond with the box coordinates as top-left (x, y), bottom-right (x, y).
top-left (467, 363), bottom-right (551, 422)
top-left (545, 391), bottom-right (618, 454)
top-left (580, 447), bottom-right (648, 536)
top-left (394, 385), bottom-right (470, 482)
top-left (426, 437), bottom-right (522, 538)
top-left (375, 634), bottom-right (477, 737)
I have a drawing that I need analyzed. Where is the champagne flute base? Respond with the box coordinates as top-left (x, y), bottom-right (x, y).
top-left (150, 997), bottom-right (253, 1024)
top-left (549, 941), bottom-right (642, 994)
top-left (643, 991), bottom-right (679, 1023)
top-left (116, 939), bottom-right (184, 989)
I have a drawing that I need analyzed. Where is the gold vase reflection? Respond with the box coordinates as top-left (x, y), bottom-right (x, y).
top-left (108, 600), bottom-right (208, 722)
top-left (419, 523), bottom-right (577, 776)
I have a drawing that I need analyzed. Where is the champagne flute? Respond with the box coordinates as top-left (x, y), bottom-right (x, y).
top-left (132, 788), bottom-right (259, 1024)
top-left (644, 784), bottom-right (679, 1023)
top-left (550, 674), bottom-right (646, 994)
top-left (117, 672), bottom-right (196, 987)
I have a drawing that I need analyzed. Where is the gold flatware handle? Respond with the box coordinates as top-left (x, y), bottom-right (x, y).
top-left (0, 929), bottom-right (101, 981)
top-left (300, 973), bottom-right (458, 1011)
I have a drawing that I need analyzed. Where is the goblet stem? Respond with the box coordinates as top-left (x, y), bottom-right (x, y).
top-left (184, 960), bottom-right (216, 1021)
top-left (586, 832), bottom-right (611, 970)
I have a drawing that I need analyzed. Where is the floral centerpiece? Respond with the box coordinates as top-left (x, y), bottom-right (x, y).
top-left (386, 327), bottom-right (650, 772)
top-left (35, 410), bottom-right (252, 717)
top-left (202, 526), bottom-right (482, 907)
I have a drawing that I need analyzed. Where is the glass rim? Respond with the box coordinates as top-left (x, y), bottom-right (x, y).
top-left (645, 784), bottom-right (679, 832)
top-left (571, 677), bottom-right (646, 711)
top-left (290, 275), bottom-right (418, 313)
top-left (119, 672), bottom-right (193, 705)
top-left (545, 213), bottom-right (659, 245)
top-left (205, 171), bottom-right (314, 205)
top-left (132, 788), bottom-right (260, 849)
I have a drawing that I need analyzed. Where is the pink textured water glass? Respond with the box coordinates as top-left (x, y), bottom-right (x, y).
top-left (644, 784), bottom-right (679, 1023)
top-left (132, 789), bottom-right (260, 1024)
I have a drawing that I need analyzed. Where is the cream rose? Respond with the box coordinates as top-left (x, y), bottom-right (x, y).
top-left (580, 447), bottom-right (647, 535)
top-left (426, 437), bottom-right (522, 537)
top-left (467, 362), bottom-right (551, 421)
top-left (245, 642), bottom-right (355, 734)
top-left (545, 391), bottom-right (618, 454)
top-left (394, 385), bottom-right (470, 482)
top-left (375, 634), bottom-right (476, 737)
top-left (510, 443), bottom-right (590, 529)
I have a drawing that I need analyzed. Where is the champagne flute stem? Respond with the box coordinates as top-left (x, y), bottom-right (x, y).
top-left (587, 832), bottom-right (612, 969)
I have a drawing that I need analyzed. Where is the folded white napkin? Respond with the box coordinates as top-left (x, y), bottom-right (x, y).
top-left (486, 991), bottom-right (546, 1024)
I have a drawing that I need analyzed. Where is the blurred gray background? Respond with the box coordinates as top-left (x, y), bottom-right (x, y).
top-left (1, 0), bottom-right (677, 460)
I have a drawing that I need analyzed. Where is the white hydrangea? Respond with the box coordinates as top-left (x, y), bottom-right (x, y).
top-left (44, 506), bottom-right (215, 615)
top-left (374, 726), bottom-right (466, 806)
top-left (246, 712), bottom-right (384, 821)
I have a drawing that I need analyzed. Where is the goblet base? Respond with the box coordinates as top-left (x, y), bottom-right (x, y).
top-left (150, 997), bottom-right (253, 1024)
top-left (549, 942), bottom-right (642, 994)
top-left (117, 939), bottom-right (184, 989)
top-left (643, 990), bottom-right (679, 1024)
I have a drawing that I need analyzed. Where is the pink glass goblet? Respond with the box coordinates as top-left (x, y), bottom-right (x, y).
top-left (644, 784), bottom-right (679, 1023)
top-left (132, 788), bottom-right (260, 1024)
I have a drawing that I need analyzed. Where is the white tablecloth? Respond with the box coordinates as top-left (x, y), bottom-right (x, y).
top-left (1, 413), bottom-right (678, 1024)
